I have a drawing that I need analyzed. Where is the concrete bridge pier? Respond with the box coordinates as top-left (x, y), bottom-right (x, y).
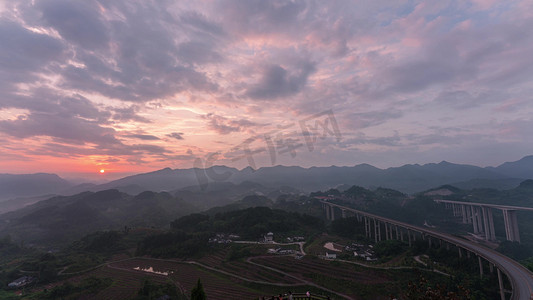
top-left (373, 219), bottom-right (380, 243)
top-left (465, 205), bottom-right (472, 223)
top-left (497, 268), bottom-right (505, 300)
top-left (367, 217), bottom-right (372, 239)
top-left (386, 224), bottom-right (390, 240)
top-left (478, 256), bottom-right (483, 278)
top-left (477, 207), bottom-right (484, 235)
top-left (488, 209), bottom-right (495, 240)
top-left (502, 209), bottom-right (520, 243)
top-left (364, 217), bottom-right (370, 238)
top-left (324, 204), bottom-right (330, 221)
top-left (471, 205), bottom-right (479, 234)
top-left (482, 207), bottom-right (496, 241)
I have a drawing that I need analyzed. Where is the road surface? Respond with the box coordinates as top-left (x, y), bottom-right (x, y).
top-left (323, 201), bottom-right (533, 300)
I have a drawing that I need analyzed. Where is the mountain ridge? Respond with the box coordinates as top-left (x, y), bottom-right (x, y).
top-left (2, 156), bottom-right (532, 202)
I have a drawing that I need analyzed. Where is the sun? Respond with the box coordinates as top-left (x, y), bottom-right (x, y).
top-left (99, 169), bottom-right (105, 174)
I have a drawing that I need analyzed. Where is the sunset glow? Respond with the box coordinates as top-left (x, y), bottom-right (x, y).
top-left (0, 1), bottom-right (532, 181)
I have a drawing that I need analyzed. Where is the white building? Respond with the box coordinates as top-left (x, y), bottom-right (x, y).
top-left (8, 276), bottom-right (34, 288)
top-left (264, 232), bottom-right (274, 242)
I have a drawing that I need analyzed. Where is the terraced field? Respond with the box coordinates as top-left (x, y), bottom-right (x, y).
top-left (172, 263), bottom-right (259, 299)
top-left (88, 265), bottom-right (170, 299)
top-left (222, 259), bottom-right (302, 284)
top-left (107, 258), bottom-right (260, 299)
top-left (198, 248), bottom-right (302, 284)
top-left (252, 256), bottom-right (390, 284)
top-left (44, 247), bottom-right (408, 299)
top-left (197, 247), bottom-right (231, 267)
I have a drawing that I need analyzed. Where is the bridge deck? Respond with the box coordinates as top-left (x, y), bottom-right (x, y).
top-left (321, 201), bottom-right (533, 300)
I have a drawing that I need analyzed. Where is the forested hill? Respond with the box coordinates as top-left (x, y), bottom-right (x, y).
top-left (0, 189), bottom-right (196, 246)
top-left (137, 206), bottom-right (325, 258)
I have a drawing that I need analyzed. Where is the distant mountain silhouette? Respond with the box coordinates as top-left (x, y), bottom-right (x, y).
top-left (2, 155), bottom-right (532, 204)
top-left (172, 180), bottom-right (286, 211)
top-left (489, 155), bottom-right (533, 179)
top-left (84, 160), bottom-right (512, 194)
top-left (0, 173), bottom-right (72, 201)
top-left (518, 179), bottom-right (533, 189)
top-left (450, 178), bottom-right (525, 190)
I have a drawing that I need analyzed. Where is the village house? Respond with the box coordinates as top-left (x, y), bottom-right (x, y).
top-left (264, 232), bottom-right (274, 242)
top-left (8, 276), bottom-right (34, 289)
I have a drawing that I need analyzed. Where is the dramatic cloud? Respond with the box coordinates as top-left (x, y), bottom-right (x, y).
top-left (0, 112), bottom-right (118, 145)
top-left (1, 0), bottom-right (533, 177)
top-left (345, 110), bottom-right (403, 129)
top-left (112, 106), bottom-right (151, 123)
top-left (124, 134), bottom-right (160, 141)
top-left (202, 113), bottom-right (262, 135)
top-left (167, 132), bottom-right (184, 140)
top-left (246, 62), bottom-right (316, 100)
top-left (38, 0), bottom-right (110, 50)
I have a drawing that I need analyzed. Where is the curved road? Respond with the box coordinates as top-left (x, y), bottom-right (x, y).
top-left (323, 201), bottom-right (533, 300)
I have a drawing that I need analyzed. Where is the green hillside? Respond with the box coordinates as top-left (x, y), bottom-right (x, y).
top-left (0, 190), bottom-right (197, 246)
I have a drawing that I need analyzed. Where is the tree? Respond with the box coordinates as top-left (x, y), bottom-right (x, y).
top-left (191, 278), bottom-right (206, 300)
top-left (374, 240), bottom-right (405, 257)
top-left (137, 278), bottom-right (179, 300)
top-left (404, 276), bottom-right (471, 300)
top-left (39, 261), bottom-right (57, 283)
top-left (496, 241), bottom-right (532, 260)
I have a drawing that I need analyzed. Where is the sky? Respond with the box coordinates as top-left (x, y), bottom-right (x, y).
top-left (1, 0), bottom-right (533, 181)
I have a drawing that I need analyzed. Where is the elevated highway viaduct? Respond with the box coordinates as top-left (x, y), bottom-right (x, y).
top-left (321, 201), bottom-right (533, 300)
top-left (434, 199), bottom-right (533, 243)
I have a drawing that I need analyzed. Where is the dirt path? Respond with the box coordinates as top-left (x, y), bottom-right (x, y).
top-left (58, 257), bottom-right (135, 276)
top-left (413, 255), bottom-right (427, 266)
top-left (333, 256), bottom-right (450, 277)
top-left (82, 256), bottom-right (350, 298)
top-left (102, 256), bottom-right (305, 287)
top-left (54, 252), bottom-right (447, 299)
top-left (412, 256), bottom-right (450, 277)
top-left (246, 256), bottom-right (354, 300)
top-left (234, 240), bottom-right (307, 255)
